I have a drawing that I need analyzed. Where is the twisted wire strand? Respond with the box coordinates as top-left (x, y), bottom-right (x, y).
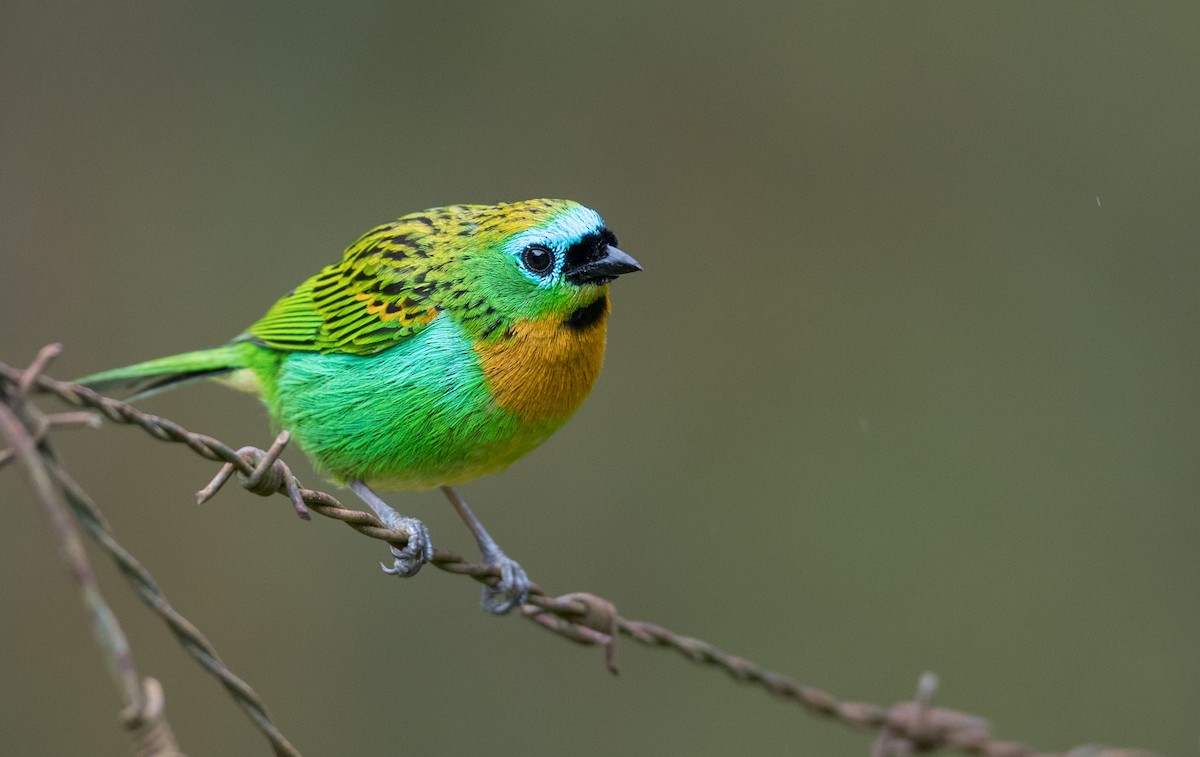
top-left (0, 355), bottom-right (1159, 757)
top-left (1, 356), bottom-right (298, 757)
top-left (46, 455), bottom-right (300, 757)
top-left (0, 400), bottom-right (181, 757)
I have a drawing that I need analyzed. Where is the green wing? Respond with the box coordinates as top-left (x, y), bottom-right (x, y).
top-left (246, 217), bottom-right (447, 356)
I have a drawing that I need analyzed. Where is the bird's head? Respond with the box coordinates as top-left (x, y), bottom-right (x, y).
top-left (449, 199), bottom-right (642, 337)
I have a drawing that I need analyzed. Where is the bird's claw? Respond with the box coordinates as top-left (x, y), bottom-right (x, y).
top-left (480, 551), bottom-right (531, 615)
top-left (378, 516), bottom-right (433, 578)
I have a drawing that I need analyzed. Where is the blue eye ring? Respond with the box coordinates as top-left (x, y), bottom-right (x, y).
top-left (521, 244), bottom-right (555, 276)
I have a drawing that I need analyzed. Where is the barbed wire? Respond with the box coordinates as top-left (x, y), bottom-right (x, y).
top-left (1, 347), bottom-right (300, 757)
top-left (0, 347), bottom-right (1159, 757)
top-left (0, 348), bottom-right (181, 757)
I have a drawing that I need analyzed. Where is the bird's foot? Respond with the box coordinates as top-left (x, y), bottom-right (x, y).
top-left (438, 485), bottom-right (530, 614)
top-left (349, 479), bottom-right (433, 578)
top-left (379, 514), bottom-right (434, 578)
top-left (479, 545), bottom-right (531, 615)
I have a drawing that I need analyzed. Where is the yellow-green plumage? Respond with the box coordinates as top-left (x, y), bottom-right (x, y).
top-left (79, 199), bottom-right (641, 491)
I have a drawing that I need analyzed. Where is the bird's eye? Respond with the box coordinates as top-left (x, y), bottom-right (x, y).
top-left (521, 245), bottom-right (555, 276)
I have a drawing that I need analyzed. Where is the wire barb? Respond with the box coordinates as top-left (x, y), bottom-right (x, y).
top-left (16, 342), bottom-right (62, 396)
top-left (0, 347), bottom-right (1161, 757)
top-left (197, 430), bottom-right (310, 519)
top-left (120, 677), bottom-right (184, 757)
top-left (522, 592), bottom-right (621, 674)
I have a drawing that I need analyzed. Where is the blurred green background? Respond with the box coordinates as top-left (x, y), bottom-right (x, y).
top-left (2, 2), bottom-right (1198, 755)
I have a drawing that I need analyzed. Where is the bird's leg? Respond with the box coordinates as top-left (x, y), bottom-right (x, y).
top-left (349, 480), bottom-right (433, 578)
top-left (440, 486), bottom-right (531, 614)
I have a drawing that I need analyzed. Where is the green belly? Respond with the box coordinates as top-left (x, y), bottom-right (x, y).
top-left (269, 314), bottom-right (561, 489)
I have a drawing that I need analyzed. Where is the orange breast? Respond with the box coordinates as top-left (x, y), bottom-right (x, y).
top-left (474, 304), bottom-right (609, 423)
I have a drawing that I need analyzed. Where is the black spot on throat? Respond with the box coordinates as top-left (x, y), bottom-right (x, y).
top-left (564, 296), bottom-right (607, 331)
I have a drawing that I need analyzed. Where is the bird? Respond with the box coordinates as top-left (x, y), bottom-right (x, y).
top-left (78, 198), bottom-right (642, 614)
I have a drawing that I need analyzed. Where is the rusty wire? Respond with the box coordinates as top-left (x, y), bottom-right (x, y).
top-left (0, 347), bottom-right (182, 757)
top-left (1, 349), bottom-right (297, 757)
top-left (0, 348), bottom-right (1159, 757)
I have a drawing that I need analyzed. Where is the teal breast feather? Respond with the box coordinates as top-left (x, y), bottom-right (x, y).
top-left (268, 313), bottom-right (559, 489)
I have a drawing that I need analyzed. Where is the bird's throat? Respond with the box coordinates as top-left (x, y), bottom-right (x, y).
top-left (475, 308), bottom-right (609, 423)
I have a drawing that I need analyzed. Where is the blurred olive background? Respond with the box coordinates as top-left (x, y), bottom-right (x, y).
top-left (2, 2), bottom-right (1198, 756)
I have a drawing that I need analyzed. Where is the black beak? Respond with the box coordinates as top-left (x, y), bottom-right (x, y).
top-left (563, 244), bottom-right (643, 286)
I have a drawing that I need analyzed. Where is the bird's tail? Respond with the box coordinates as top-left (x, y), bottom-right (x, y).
top-left (77, 342), bottom-right (254, 401)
